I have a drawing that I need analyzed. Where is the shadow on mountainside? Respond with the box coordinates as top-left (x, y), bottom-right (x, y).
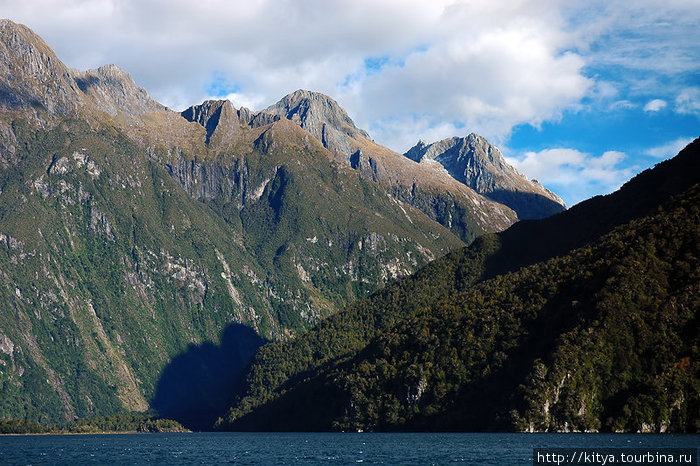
top-left (484, 137), bottom-right (700, 280)
top-left (151, 323), bottom-right (266, 431)
top-left (486, 189), bottom-right (566, 220)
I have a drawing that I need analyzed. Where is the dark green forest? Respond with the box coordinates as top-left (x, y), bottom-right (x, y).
top-left (1, 19), bottom-right (697, 434)
top-left (0, 414), bottom-right (186, 434)
top-left (218, 140), bottom-right (699, 432)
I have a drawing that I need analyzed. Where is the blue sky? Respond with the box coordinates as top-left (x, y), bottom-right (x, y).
top-left (505, 63), bottom-right (699, 205)
top-left (4, 0), bottom-right (698, 207)
top-left (500, 4), bottom-right (700, 205)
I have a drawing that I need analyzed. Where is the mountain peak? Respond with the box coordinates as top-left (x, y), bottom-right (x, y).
top-left (0, 19), bottom-right (43, 41)
top-left (264, 89), bottom-right (370, 157)
top-left (405, 134), bottom-right (565, 220)
top-left (275, 89), bottom-right (344, 109)
top-left (70, 64), bottom-right (163, 118)
top-left (0, 18), bottom-right (85, 118)
top-left (182, 99), bottom-right (280, 145)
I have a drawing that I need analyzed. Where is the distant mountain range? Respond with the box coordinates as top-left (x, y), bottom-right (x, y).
top-left (0, 19), bottom-right (564, 428)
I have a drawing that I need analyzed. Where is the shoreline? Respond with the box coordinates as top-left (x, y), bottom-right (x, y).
top-left (0, 430), bottom-right (192, 436)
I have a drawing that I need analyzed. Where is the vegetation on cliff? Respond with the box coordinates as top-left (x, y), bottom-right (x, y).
top-left (219, 141), bottom-right (699, 432)
top-left (0, 414), bottom-right (187, 434)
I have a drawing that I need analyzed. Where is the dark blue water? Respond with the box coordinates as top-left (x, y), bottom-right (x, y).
top-left (0, 432), bottom-right (697, 465)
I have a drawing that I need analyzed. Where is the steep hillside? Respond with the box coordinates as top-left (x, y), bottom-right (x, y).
top-left (219, 140), bottom-right (699, 432)
top-left (0, 118), bottom-right (272, 426)
top-left (0, 19), bottom-right (465, 427)
top-left (225, 183), bottom-right (698, 432)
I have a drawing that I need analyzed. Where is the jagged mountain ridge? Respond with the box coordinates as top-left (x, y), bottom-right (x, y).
top-left (0, 18), bottom-right (561, 239)
top-left (0, 19), bottom-right (466, 427)
top-left (263, 90), bottom-right (564, 221)
top-left (181, 92), bottom-right (521, 243)
top-left (260, 89), bottom-right (550, 242)
top-left (405, 134), bottom-right (565, 219)
top-left (0, 15), bottom-right (554, 243)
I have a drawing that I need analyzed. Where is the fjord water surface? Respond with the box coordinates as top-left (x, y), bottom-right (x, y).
top-left (1, 432), bottom-right (697, 465)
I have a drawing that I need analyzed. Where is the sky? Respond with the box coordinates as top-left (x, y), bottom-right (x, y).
top-left (2, 0), bottom-right (699, 206)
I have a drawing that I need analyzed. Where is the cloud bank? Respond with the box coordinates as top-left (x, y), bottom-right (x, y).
top-left (2, 0), bottom-right (698, 205)
top-left (506, 149), bottom-right (634, 206)
top-left (6, 0), bottom-right (689, 144)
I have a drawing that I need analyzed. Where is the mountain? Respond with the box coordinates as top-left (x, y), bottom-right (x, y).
top-left (0, 20), bottom-right (86, 120)
top-left (405, 134), bottom-right (565, 219)
top-left (218, 139), bottom-right (699, 432)
top-left (264, 89), bottom-right (371, 157)
top-left (265, 90), bottom-right (527, 243)
top-left (0, 19), bottom-right (574, 430)
top-left (0, 19), bottom-right (467, 428)
top-left (71, 64), bottom-right (165, 120)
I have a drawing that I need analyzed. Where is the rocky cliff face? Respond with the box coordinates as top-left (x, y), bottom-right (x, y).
top-left (264, 89), bottom-right (370, 159)
top-left (405, 134), bottom-right (566, 219)
top-left (0, 19), bottom-right (469, 426)
top-left (0, 19), bottom-right (85, 120)
top-left (180, 99), bottom-right (279, 146)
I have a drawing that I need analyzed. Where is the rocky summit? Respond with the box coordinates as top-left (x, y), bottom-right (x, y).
top-left (405, 134), bottom-right (566, 219)
top-left (0, 18), bottom-right (568, 429)
top-left (264, 89), bottom-right (370, 158)
top-left (262, 90), bottom-right (523, 242)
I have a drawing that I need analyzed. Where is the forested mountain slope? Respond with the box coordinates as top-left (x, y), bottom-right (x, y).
top-left (219, 140), bottom-right (699, 432)
top-left (0, 19), bottom-right (462, 427)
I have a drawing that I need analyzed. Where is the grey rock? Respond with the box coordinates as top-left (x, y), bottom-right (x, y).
top-left (70, 64), bottom-right (164, 118)
top-left (181, 99), bottom-right (279, 145)
top-left (0, 121), bottom-right (17, 169)
top-left (263, 89), bottom-right (369, 160)
top-left (0, 333), bottom-right (13, 355)
top-left (164, 155), bottom-right (241, 202)
top-left (405, 134), bottom-right (566, 220)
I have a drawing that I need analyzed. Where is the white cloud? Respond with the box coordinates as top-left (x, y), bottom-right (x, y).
top-left (675, 87), bottom-right (700, 115)
top-left (644, 137), bottom-right (695, 158)
top-left (643, 99), bottom-right (667, 112)
top-left (505, 148), bottom-right (634, 206)
top-left (609, 100), bottom-right (637, 110)
top-left (1, 0), bottom-right (592, 148)
top-left (570, 0), bottom-right (700, 76)
top-left (355, 21), bottom-right (591, 148)
top-left (2, 0), bottom-right (697, 206)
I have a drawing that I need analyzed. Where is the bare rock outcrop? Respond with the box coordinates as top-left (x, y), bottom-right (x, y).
top-left (405, 134), bottom-right (566, 219)
top-left (263, 89), bottom-right (369, 159)
top-left (70, 64), bottom-right (164, 119)
top-left (0, 19), bottom-right (85, 119)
